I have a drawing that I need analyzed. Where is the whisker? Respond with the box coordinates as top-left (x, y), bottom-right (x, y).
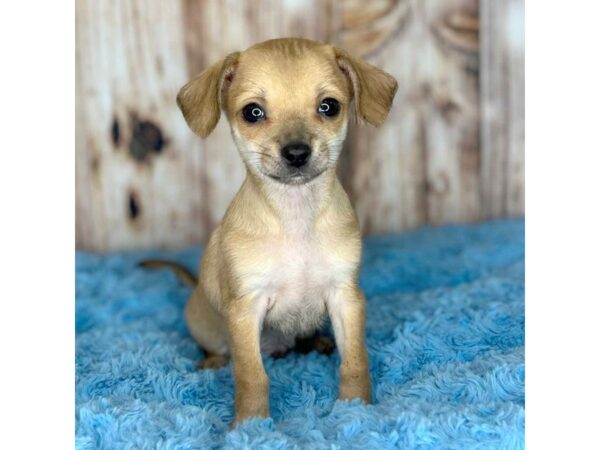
top-left (244, 150), bottom-right (274, 159)
top-left (254, 142), bottom-right (277, 155)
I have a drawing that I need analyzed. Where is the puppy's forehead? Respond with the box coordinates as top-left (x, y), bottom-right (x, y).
top-left (230, 40), bottom-right (349, 102)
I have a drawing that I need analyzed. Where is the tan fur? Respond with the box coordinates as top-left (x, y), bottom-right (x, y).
top-left (138, 260), bottom-right (198, 286)
top-left (334, 47), bottom-right (398, 126)
top-left (176, 38), bottom-right (396, 425)
top-left (177, 52), bottom-right (240, 137)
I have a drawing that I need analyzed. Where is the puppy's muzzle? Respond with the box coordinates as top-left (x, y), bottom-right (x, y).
top-left (281, 142), bottom-right (311, 168)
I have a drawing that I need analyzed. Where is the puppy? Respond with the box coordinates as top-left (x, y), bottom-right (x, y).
top-left (163, 38), bottom-right (396, 424)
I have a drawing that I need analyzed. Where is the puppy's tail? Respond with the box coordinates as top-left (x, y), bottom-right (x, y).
top-left (138, 259), bottom-right (198, 286)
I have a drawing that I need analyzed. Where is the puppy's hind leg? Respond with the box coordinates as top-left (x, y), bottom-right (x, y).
top-left (197, 354), bottom-right (229, 369)
top-left (185, 287), bottom-right (230, 369)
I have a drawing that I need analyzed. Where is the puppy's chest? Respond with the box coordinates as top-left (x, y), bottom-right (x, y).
top-left (249, 235), bottom-right (348, 333)
top-left (267, 239), bottom-right (333, 296)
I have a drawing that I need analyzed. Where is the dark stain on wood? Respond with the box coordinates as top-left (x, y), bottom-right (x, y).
top-left (128, 190), bottom-right (141, 220)
top-left (111, 117), bottom-right (120, 147)
top-left (417, 112), bottom-right (430, 224)
top-left (438, 97), bottom-right (461, 122)
top-left (155, 56), bottom-right (164, 76)
top-left (460, 128), bottom-right (480, 173)
top-left (129, 114), bottom-right (167, 162)
top-left (90, 155), bottom-right (100, 173)
top-left (427, 173), bottom-right (450, 196)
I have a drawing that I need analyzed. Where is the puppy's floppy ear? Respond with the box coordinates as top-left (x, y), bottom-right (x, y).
top-left (176, 52), bottom-right (240, 138)
top-left (333, 47), bottom-right (398, 127)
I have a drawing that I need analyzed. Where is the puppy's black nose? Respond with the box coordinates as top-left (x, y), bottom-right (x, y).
top-left (281, 142), bottom-right (311, 168)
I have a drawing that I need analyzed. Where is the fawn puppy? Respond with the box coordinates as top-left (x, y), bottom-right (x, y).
top-left (171, 38), bottom-right (396, 424)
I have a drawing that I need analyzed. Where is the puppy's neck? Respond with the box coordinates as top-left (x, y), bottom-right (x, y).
top-left (245, 170), bottom-right (336, 236)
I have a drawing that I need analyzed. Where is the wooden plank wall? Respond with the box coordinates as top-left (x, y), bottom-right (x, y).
top-left (480, 0), bottom-right (525, 217)
top-left (76, 0), bottom-right (524, 251)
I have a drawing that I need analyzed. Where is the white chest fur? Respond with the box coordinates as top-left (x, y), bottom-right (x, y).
top-left (244, 184), bottom-right (354, 338)
top-left (260, 235), bottom-right (335, 336)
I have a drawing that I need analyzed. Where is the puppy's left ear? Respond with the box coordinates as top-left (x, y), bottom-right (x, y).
top-left (177, 52), bottom-right (240, 138)
top-left (333, 47), bottom-right (398, 127)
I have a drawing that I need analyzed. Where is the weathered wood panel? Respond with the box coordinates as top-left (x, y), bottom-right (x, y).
top-left (76, 0), bottom-right (205, 250)
top-left (338, 0), bottom-right (481, 233)
top-left (76, 0), bottom-right (524, 251)
top-left (480, 0), bottom-right (525, 217)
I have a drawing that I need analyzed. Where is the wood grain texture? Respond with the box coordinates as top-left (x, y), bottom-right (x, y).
top-left (75, 0), bottom-right (524, 250)
top-left (338, 0), bottom-right (481, 233)
top-left (480, 0), bottom-right (525, 217)
top-left (76, 0), bottom-right (205, 250)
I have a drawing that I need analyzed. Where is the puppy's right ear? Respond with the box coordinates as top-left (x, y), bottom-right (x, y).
top-left (333, 47), bottom-right (397, 127)
top-left (176, 52), bottom-right (240, 138)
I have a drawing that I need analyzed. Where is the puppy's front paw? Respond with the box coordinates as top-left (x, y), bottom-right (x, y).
top-left (232, 407), bottom-right (269, 428)
top-left (232, 377), bottom-right (270, 427)
top-left (232, 401), bottom-right (269, 428)
top-left (339, 369), bottom-right (372, 403)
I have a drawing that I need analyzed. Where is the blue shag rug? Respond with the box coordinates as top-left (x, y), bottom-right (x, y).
top-left (76, 219), bottom-right (524, 449)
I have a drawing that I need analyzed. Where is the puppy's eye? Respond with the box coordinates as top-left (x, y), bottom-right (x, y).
top-left (318, 98), bottom-right (340, 117)
top-left (242, 103), bottom-right (265, 123)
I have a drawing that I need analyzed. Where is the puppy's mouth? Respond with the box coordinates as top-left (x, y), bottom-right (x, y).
top-left (267, 167), bottom-right (327, 185)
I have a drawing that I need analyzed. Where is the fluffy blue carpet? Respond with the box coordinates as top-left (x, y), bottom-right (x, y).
top-left (76, 219), bottom-right (524, 449)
